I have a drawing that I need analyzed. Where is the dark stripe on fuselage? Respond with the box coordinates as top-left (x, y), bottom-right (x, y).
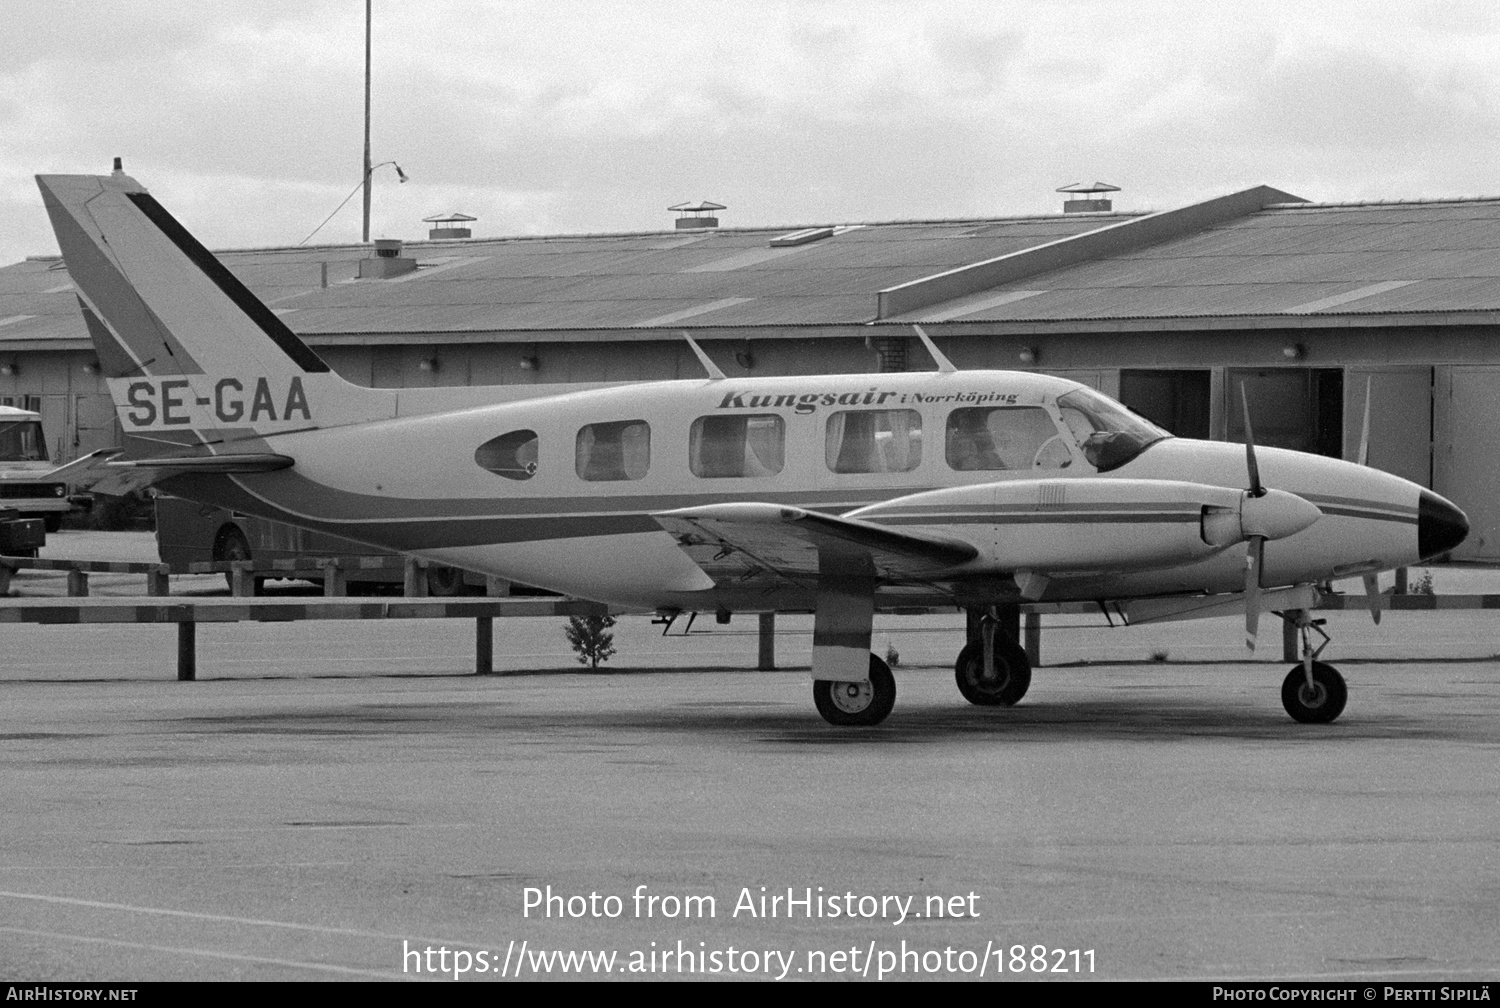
top-left (167, 471), bottom-right (1421, 553)
top-left (125, 192), bottom-right (331, 374)
top-left (872, 512), bottom-right (1201, 526)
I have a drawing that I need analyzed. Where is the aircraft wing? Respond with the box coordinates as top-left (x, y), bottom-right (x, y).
top-left (652, 503), bottom-right (978, 585)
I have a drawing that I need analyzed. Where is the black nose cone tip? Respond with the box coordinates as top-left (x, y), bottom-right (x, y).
top-left (1418, 490), bottom-right (1469, 560)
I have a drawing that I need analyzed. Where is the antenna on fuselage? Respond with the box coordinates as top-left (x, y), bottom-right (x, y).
top-left (911, 325), bottom-right (958, 374)
top-left (681, 331), bottom-right (726, 380)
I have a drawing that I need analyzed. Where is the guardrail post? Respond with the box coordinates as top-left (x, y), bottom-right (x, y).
top-left (177, 622), bottom-right (196, 681)
top-left (475, 617), bottom-right (494, 675)
top-left (147, 566), bottom-right (169, 596)
top-left (1023, 611), bottom-right (1042, 667)
top-left (404, 558), bottom-right (429, 598)
top-left (230, 561), bottom-right (254, 597)
top-left (757, 612), bottom-right (776, 670)
top-left (320, 558), bottom-right (347, 597)
top-left (66, 569), bottom-right (89, 597)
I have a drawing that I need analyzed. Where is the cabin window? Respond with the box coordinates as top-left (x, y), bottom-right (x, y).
top-left (825, 409), bottom-right (922, 474)
top-left (689, 414), bottom-right (784, 478)
top-left (946, 406), bottom-right (1071, 471)
top-left (576, 420), bottom-right (650, 481)
top-left (475, 429), bottom-right (538, 481)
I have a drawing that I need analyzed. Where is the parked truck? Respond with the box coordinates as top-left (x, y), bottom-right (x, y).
top-left (0, 404), bottom-right (78, 535)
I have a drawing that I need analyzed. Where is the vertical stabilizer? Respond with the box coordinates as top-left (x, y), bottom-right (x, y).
top-left (36, 173), bottom-right (396, 447)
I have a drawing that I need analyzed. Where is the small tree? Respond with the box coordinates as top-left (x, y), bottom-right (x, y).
top-left (565, 614), bottom-right (617, 670)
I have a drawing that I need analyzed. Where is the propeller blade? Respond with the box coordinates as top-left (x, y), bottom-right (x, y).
top-left (1240, 382), bottom-right (1265, 497)
top-left (1244, 535), bottom-right (1264, 650)
top-left (1357, 375), bottom-right (1373, 467)
top-left (1362, 572), bottom-right (1384, 625)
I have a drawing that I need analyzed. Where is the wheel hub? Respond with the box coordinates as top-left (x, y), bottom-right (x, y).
top-left (829, 681), bottom-right (873, 714)
top-left (1298, 682), bottom-right (1327, 708)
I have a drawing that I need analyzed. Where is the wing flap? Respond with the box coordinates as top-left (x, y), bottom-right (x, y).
top-left (652, 503), bottom-right (978, 586)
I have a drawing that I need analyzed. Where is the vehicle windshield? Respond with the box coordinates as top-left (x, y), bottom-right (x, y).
top-left (0, 420), bottom-right (47, 462)
top-left (1056, 389), bottom-right (1170, 473)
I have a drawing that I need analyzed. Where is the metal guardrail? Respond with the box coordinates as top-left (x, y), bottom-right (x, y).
top-left (1, 553), bottom-right (509, 598)
top-left (0, 596), bottom-right (618, 680)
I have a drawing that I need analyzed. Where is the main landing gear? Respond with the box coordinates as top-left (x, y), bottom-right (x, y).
top-left (1280, 609), bottom-right (1347, 724)
top-left (812, 655), bottom-right (896, 727)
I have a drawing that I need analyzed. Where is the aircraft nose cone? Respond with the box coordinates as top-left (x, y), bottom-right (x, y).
top-left (1418, 490), bottom-right (1469, 560)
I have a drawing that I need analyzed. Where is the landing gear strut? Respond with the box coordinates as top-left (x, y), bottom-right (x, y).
top-left (954, 608), bottom-right (1031, 707)
top-left (1280, 609), bottom-right (1346, 723)
top-left (813, 655), bottom-right (896, 727)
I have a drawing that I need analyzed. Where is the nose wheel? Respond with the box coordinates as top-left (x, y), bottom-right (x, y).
top-left (954, 626), bottom-right (1031, 707)
top-left (1279, 609), bottom-right (1346, 723)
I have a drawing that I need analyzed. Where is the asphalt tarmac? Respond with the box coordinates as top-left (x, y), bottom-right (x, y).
top-left (0, 533), bottom-right (1496, 982)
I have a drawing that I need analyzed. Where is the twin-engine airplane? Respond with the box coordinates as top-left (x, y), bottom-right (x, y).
top-left (37, 171), bottom-right (1469, 727)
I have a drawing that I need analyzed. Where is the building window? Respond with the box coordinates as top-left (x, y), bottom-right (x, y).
top-left (689, 414), bottom-right (784, 478)
top-left (946, 406), bottom-right (1070, 471)
top-left (825, 409), bottom-right (922, 473)
top-left (475, 429), bottom-right (538, 480)
top-left (576, 420), bottom-right (650, 481)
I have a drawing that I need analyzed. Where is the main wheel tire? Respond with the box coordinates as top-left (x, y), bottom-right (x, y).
top-left (813, 655), bottom-right (896, 727)
top-left (1281, 661), bottom-right (1347, 724)
top-left (955, 636), bottom-right (1031, 706)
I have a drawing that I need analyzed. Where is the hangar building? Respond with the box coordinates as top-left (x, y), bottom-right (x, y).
top-left (3, 183), bottom-right (1499, 558)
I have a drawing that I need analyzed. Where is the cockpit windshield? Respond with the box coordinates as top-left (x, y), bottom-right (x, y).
top-left (1057, 389), bottom-right (1170, 473)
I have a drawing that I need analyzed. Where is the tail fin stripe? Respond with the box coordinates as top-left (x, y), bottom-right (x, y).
top-left (124, 192), bottom-right (330, 374)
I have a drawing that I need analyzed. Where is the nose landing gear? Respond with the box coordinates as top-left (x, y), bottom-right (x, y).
top-left (954, 609), bottom-right (1031, 706)
top-left (1280, 609), bottom-right (1346, 723)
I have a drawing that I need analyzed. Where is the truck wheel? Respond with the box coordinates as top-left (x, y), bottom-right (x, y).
top-left (43, 514), bottom-right (62, 534)
top-left (214, 527), bottom-right (257, 593)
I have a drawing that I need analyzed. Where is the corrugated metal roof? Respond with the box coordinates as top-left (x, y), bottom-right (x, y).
top-left (897, 199), bottom-right (1500, 323)
top-left (7, 197), bottom-right (1500, 342)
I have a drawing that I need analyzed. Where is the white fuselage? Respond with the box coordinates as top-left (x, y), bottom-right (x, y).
top-left (179, 370), bottom-right (1431, 611)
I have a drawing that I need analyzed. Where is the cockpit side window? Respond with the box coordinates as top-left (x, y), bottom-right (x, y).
top-left (945, 407), bottom-right (1070, 471)
top-left (1057, 388), bottom-right (1171, 473)
top-left (690, 414), bottom-right (784, 478)
top-left (576, 420), bottom-right (650, 481)
top-left (475, 429), bottom-right (539, 481)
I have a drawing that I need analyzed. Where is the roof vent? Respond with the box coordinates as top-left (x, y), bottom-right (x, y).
top-left (669, 200), bottom-right (726, 230)
top-left (424, 213), bottom-right (477, 240)
top-left (1056, 181), bottom-right (1120, 213)
top-left (359, 238), bottom-right (418, 279)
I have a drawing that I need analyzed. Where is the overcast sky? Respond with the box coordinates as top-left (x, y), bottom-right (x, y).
top-left (2, 0), bottom-right (1498, 264)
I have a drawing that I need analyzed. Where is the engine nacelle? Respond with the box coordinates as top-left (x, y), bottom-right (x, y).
top-left (853, 477), bottom-right (1319, 576)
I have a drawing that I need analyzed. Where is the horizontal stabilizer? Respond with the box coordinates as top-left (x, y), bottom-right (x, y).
top-left (652, 502), bottom-right (977, 586)
top-left (108, 453), bottom-right (294, 473)
top-left (46, 449), bottom-right (293, 497)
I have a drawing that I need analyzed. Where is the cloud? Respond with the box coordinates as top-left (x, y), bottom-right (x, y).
top-left (3, 0), bottom-right (1500, 263)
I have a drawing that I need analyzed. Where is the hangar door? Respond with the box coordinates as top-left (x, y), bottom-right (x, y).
top-left (1341, 367), bottom-right (1431, 489)
top-left (1434, 367), bottom-right (1500, 560)
top-left (1225, 368), bottom-right (1343, 457)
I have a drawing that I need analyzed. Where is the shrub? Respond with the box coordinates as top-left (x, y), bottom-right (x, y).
top-left (565, 614), bottom-right (617, 670)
